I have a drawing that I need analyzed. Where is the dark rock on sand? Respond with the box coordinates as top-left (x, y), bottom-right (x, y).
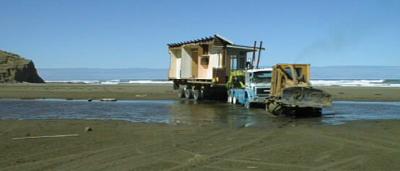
top-left (85, 126), bottom-right (93, 132)
top-left (0, 50), bottom-right (44, 83)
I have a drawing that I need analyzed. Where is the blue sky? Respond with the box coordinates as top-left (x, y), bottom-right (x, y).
top-left (0, 0), bottom-right (399, 68)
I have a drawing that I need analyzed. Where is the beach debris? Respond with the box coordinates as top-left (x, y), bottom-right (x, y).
top-left (100, 98), bottom-right (117, 102)
top-left (135, 94), bottom-right (147, 97)
top-left (85, 126), bottom-right (93, 132)
top-left (12, 134), bottom-right (79, 140)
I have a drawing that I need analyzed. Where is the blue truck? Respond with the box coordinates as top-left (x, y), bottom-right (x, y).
top-left (227, 68), bottom-right (273, 108)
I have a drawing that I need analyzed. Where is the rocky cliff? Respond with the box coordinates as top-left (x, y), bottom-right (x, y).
top-left (0, 50), bottom-right (44, 83)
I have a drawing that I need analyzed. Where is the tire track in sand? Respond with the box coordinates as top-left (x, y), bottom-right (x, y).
top-left (311, 155), bottom-right (365, 171)
top-left (165, 131), bottom-right (305, 171)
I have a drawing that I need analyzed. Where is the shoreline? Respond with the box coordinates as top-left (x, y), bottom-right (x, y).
top-left (0, 83), bottom-right (400, 101)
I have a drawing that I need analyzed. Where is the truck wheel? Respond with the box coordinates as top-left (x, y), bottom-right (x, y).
top-left (227, 91), bottom-right (232, 103)
top-left (177, 87), bottom-right (185, 98)
top-left (245, 102), bottom-right (251, 109)
top-left (232, 96), bottom-right (237, 104)
top-left (184, 88), bottom-right (192, 99)
top-left (193, 89), bottom-right (201, 101)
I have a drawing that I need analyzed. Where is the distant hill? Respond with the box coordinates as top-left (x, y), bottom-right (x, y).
top-left (0, 50), bottom-right (44, 83)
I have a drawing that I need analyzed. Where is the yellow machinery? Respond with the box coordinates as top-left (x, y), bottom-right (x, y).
top-left (266, 64), bottom-right (332, 116)
top-left (226, 70), bottom-right (246, 89)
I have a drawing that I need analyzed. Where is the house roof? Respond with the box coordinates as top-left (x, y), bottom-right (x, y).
top-left (167, 34), bottom-right (233, 48)
top-left (226, 44), bottom-right (265, 51)
top-left (167, 34), bottom-right (265, 51)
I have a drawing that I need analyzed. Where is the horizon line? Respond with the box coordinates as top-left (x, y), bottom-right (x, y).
top-left (38, 65), bottom-right (400, 69)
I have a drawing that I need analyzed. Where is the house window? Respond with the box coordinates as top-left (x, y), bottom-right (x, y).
top-left (201, 44), bottom-right (209, 55)
top-left (201, 56), bottom-right (209, 65)
top-left (230, 55), bottom-right (237, 70)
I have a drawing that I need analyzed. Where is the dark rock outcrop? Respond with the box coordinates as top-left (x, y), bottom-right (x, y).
top-left (0, 50), bottom-right (44, 83)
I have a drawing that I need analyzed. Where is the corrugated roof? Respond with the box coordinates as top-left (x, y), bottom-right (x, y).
top-left (226, 44), bottom-right (265, 51)
top-left (167, 34), bottom-right (265, 51)
top-left (167, 34), bottom-right (233, 48)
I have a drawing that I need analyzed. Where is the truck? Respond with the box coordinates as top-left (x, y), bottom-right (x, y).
top-left (168, 35), bottom-right (332, 116)
top-left (226, 68), bottom-right (272, 108)
top-left (167, 34), bottom-right (264, 101)
top-left (265, 64), bottom-right (332, 116)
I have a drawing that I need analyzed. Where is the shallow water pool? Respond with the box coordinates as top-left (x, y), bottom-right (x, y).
top-left (0, 99), bottom-right (399, 127)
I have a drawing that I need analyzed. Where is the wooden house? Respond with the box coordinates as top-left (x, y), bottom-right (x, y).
top-left (167, 34), bottom-right (263, 84)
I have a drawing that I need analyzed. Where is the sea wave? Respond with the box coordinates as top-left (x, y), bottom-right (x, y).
top-left (127, 80), bottom-right (173, 84)
top-left (46, 80), bottom-right (173, 84)
top-left (100, 80), bottom-right (120, 85)
top-left (45, 80), bottom-right (101, 84)
top-left (311, 79), bottom-right (400, 87)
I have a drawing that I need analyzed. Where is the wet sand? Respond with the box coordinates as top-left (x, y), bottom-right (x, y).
top-left (0, 83), bottom-right (176, 100)
top-left (0, 83), bottom-right (400, 101)
top-left (318, 86), bottom-right (400, 101)
top-left (1, 119), bottom-right (400, 170)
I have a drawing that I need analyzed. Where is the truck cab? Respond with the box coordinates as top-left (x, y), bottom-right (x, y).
top-left (227, 68), bottom-right (272, 108)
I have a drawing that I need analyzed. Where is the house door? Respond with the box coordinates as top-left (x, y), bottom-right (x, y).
top-left (191, 49), bottom-right (198, 78)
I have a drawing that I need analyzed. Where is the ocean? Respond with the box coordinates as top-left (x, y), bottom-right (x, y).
top-left (38, 66), bottom-right (400, 87)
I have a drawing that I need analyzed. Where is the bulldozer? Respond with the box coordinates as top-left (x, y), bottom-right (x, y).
top-left (265, 64), bottom-right (332, 116)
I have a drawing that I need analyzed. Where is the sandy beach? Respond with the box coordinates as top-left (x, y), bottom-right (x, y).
top-left (0, 83), bottom-right (399, 101)
top-left (318, 86), bottom-right (400, 101)
top-left (1, 119), bottom-right (400, 170)
top-left (1, 84), bottom-right (400, 170)
top-left (0, 83), bottom-right (176, 100)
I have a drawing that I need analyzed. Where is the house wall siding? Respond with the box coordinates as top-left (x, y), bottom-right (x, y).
top-left (168, 50), bottom-right (176, 78)
top-left (180, 46), bottom-right (192, 79)
top-left (168, 49), bottom-right (182, 79)
top-left (208, 46), bottom-right (223, 79)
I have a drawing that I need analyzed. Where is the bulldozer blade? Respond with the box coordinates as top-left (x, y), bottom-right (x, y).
top-left (280, 87), bottom-right (332, 108)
